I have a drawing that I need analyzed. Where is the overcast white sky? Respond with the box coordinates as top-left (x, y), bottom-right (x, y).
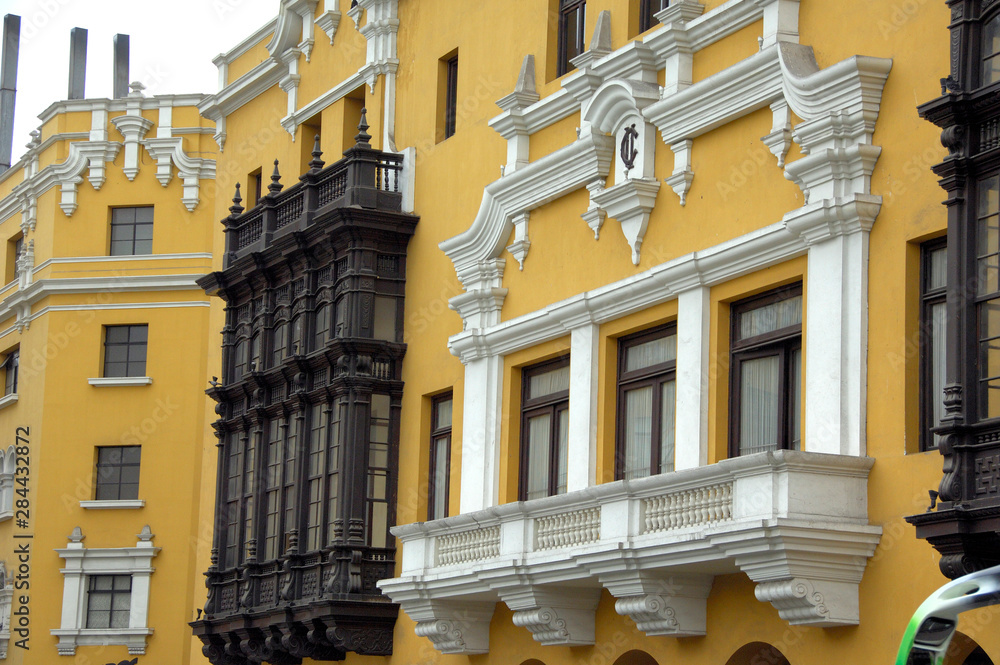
top-left (4, 0), bottom-right (280, 163)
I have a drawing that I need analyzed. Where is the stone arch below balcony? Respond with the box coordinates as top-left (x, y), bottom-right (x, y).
top-left (613, 650), bottom-right (659, 665)
top-left (725, 642), bottom-right (791, 665)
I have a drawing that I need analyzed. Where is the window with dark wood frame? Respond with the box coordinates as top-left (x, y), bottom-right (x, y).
top-left (729, 285), bottom-right (803, 457)
top-left (616, 324), bottom-right (677, 479)
top-left (428, 393), bottom-right (453, 520)
top-left (921, 238), bottom-right (948, 452)
top-left (519, 357), bottom-right (570, 500)
top-left (557, 0), bottom-right (586, 77)
top-left (103, 324), bottom-right (148, 378)
top-left (638, 0), bottom-right (668, 33)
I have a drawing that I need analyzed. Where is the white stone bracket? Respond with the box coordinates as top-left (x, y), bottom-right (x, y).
top-left (499, 586), bottom-right (602, 646)
top-left (666, 139), bottom-right (694, 205)
top-left (603, 572), bottom-right (713, 637)
top-left (55, 141), bottom-right (122, 217)
top-left (581, 179), bottom-right (607, 239)
top-left (762, 99), bottom-right (793, 167)
top-left (591, 178), bottom-right (660, 265)
top-left (315, 6), bottom-right (341, 45)
top-left (411, 601), bottom-right (495, 655)
top-left (506, 212), bottom-right (530, 270)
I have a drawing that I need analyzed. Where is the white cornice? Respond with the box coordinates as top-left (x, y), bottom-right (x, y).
top-left (88, 377), bottom-right (153, 387)
top-left (33, 253), bottom-right (213, 271)
top-left (281, 70), bottom-right (367, 137)
top-left (37, 95), bottom-right (207, 126)
top-left (214, 19), bottom-right (277, 69)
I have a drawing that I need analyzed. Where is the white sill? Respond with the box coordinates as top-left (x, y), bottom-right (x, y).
top-left (80, 500), bottom-right (145, 510)
top-left (0, 393), bottom-right (16, 410)
top-left (51, 627), bottom-right (153, 656)
top-left (88, 377), bottom-right (152, 387)
top-left (0, 510), bottom-right (11, 522)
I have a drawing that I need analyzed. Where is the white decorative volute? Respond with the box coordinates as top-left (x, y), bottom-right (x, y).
top-left (268, 0), bottom-right (319, 60)
top-left (502, 587), bottom-right (601, 646)
top-left (604, 572), bottom-right (713, 637)
top-left (411, 602), bottom-right (494, 655)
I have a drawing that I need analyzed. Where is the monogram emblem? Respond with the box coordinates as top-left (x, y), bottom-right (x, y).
top-left (620, 123), bottom-right (639, 171)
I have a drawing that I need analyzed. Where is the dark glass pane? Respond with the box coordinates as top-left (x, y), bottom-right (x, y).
top-left (134, 207), bottom-right (153, 223)
top-left (121, 446), bottom-right (141, 464)
top-left (105, 326), bottom-right (129, 344)
top-left (739, 355), bottom-right (780, 455)
top-left (129, 325), bottom-right (148, 343)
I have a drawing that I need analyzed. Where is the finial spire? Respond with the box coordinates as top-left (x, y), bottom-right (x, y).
top-left (268, 159), bottom-right (283, 195)
top-left (309, 134), bottom-right (325, 171)
top-left (355, 108), bottom-right (372, 147)
top-left (229, 182), bottom-right (244, 216)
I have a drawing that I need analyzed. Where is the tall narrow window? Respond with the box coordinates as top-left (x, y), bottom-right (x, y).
top-left (729, 285), bottom-right (803, 457)
top-left (921, 239), bottom-right (948, 451)
top-left (428, 393), bottom-right (452, 520)
top-left (272, 321), bottom-right (288, 367)
top-left (367, 394), bottom-right (392, 547)
top-left (982, 13), bottom-right (1000, 87)
top-left (6, 234), bottom-right (22, 284)
top-left (617, 325), bottom-right (677, 479)
top-left (305, 405), bottom-right (327, 551)
top-left (264, 418), bottom-right (284, 561)
top-left (444, 55), bottom-right (458, 139)
top-left (103, 324), bottom-right (148, 378)
top-left (520, 358), bottom-right (570, 500)
top-left (110, 207), bottom-right (153, 256)
top-left (558, 0), bottom-right (586, 77)
top-left (977, 175), bottom-right (1000, 419)
top-left (2, 347), bottom-right (17, 396)
top-left (437, 51), bottom-right (459, 142)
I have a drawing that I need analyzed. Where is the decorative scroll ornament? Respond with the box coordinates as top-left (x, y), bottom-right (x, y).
top-left (620, 123), bottom-right (639, 172)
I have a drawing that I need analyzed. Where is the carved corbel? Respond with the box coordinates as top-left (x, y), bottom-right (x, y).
top-left (506, 212), bottom-right (530, 270)
top-left (762, 100), bottom-right (793, 168)
top-left (603, 572), bottom-right (713, 637)
top-left (666, 139), bottom-right (694, 205)
top-left (411, 602), bottom-right (495, 654)
top-left (501, 587), bottom-right (601, 646)
top-left (581, 179), bottom-right (607, 239)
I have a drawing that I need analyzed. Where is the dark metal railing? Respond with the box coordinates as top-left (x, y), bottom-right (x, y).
top-left (222, 111), bottom-right (404, 267)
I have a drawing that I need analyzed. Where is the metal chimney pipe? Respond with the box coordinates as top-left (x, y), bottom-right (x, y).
top-left (113, 34), bottom-right (129, 99)
top-left (68, 27), bottom-right (87, 100)
top-left (0, 14), bottom-right (20, 174)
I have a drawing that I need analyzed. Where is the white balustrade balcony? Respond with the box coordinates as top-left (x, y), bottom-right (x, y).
top-left (378, 450), bottom-right (881, 655)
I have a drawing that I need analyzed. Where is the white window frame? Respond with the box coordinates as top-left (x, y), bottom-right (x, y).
top-left (52, 526), bottom-right (159, 656)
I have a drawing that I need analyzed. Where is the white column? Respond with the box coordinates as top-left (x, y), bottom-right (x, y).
top-left (674, 286), bottom-right (710, 470)
top-left (567, 324), bottom-right (599, 492)
top-left (804, 231), bottom-right (868, 456)
top-left (459, 354), bottom-right (505, 512)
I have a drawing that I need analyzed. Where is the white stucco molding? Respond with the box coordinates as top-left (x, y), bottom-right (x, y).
top-left (52, 526), bottom-right (159, 656)
top-left (380, 450), bottom-right (881, 653)
top-left (440, 127), bottom-right (614, 328)
top-left (315, 3), bottom-right (341, 45)
top-left (142, 137), bottom-right (217, 212)
top-left (199, 58), bottom-right (284, 150)
top-left (110, 85), bottom-right (155, 182)
top-left (487, 0), bottom-right (799, 145)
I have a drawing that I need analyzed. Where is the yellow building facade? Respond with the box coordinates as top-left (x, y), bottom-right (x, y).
top-left (0, 87), bottom-right (220, 663)
top-left (188, 1), bottom-right (998, 664)
top-left (3, 0), bottom-right (996, 663)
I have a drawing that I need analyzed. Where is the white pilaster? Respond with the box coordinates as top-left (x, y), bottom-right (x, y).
top-left (674, 286), bottom-right (710, 470)
top-left (804, 230), bottom-right (868, 456)
top-left (567, 324), bottom-right (599, 492)
top-left (459, 354), bottom-right (504, 512)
